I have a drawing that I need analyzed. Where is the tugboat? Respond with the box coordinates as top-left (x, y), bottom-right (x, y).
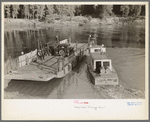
top-left (87, 35), bottom-right (119, 85)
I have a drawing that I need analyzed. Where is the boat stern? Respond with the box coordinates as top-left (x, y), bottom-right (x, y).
top-left (94, 75), bottom-right (119, 85)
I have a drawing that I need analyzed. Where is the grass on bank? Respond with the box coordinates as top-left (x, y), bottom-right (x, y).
top-left (4, 15), bottom-right (145, 31)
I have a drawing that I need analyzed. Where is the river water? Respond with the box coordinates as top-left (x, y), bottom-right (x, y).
top-left (4, 24), bottom-right (145, 61)
top-left (4, 23), bottom-right (145, 99)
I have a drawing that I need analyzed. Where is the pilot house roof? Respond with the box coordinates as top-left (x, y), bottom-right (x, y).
top-left (90, 45), bottom-right (103, 49)
top-left (91, 53), bottom-right (109, 60)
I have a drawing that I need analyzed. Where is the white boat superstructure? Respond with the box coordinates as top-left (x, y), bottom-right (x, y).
top-left (87, 35), bottom-right (119, 85)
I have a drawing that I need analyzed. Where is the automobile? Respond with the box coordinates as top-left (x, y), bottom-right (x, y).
top-left (50, 43), bottom-right (74, 57)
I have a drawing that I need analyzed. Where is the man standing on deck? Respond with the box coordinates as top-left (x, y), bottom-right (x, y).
top-left (45, 44), bottom-right (50, 56)
top-left (56, 34), bottom-right (59, 43)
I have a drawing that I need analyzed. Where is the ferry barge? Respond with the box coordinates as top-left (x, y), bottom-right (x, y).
top-left (4, 38), bottom-right (88, 81)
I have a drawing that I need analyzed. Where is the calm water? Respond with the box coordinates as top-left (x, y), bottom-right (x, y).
top-left (4, 24), bottom-right (145, 98)
top-left (4, 24), bottom-right (145, 61)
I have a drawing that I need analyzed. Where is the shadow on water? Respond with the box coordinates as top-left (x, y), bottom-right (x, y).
top-left (4, 55), bottom-right (88, 99)
top-left (4, 71), bottom-right (76, 99)
top-left (5, 79), bottom-right (61, 98)
top-left (72, 55), bottom-right (87, 74)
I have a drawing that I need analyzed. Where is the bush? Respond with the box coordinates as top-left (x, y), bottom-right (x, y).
top-left (39, 17), bottom-right (45, 22)
top-left (66, 17), bottom-right (72, 21)
top-left (72, 16), bottom-right (89, 23)
top-left (46, 14), bottom-right (61, 21)
top-left (79, 23), bottom-right (83, 26)
top-left (83, 19), bottom-right (88, 23)
top-left (47, 19), bottom-right (54, 23)
top-left (87, 16), bottom-right (92, 21)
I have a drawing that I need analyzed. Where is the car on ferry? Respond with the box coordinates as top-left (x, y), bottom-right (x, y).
top-left (50, 43), bottom-right (74, 57)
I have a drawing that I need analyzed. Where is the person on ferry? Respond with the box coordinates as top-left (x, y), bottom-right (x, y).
top-left (101, 66), bottom-right (105, 74)
top-left (37, 49), bottom-right (42, 60)
top-left (101, 44), bottom-right (105, 55)
top-left (44, 44), bottom-right (50, 56)
top-left (56, 34), bottom-right (59, 43)
top-left (106, 66), bottom-right (111, 73)
top-left (96, 62), bottom-right (102, 74)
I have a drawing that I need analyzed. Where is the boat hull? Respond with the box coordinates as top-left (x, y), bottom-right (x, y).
top-left (86, 52), bottom-right (119, 86)
top-left (87, 65), bottom-right (119, 85)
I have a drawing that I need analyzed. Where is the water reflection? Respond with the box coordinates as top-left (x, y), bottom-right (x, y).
top-left (4, 24), bottom-right (145, 99)
top-left (4, 24), bottom-right (145, 62)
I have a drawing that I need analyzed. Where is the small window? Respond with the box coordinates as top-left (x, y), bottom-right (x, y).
top-left (103, 61), bottom-right (110, 69)
top-left (95, 49), bottom-right (100, 52)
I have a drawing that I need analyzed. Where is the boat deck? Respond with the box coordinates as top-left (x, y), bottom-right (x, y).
top-left (91, 53), bottom-right (109, 60)
top-left (4, 43), bottom-right (88, 81)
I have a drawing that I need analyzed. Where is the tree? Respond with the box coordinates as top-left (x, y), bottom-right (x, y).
top-left (3, 4), bottom-right (145, 19)
top-left (24, 5), bottom-right (30, 19)
top-left (30, 5), bottom-right (35, 19)
top-left (4, 5), bottom-right (11, 18)
top-left (65, 5), bottom-right (75, 16)
top-left (46, 5), bottom-right (54, 15)
top-left (74, 5), bottom-right (82, 16)
top-left (12, 5), bottom-right (20, 19)
top-left (130, 5), bottom-right (142, 16)
top-left (120, 5), bottom-right (130, 17)
top-left (34, 5), bottom-right (41, 21)
top-left (106, 5), bottom-right (114, 16)
top-left (112, 5), bottom-right (122, 16)
top-left (54, 5), bottom-right (75, 16)
top-left (80, 5), bottom-right (95, 16)
top-left (141, 5), bottom-right (145, 16)
top-left (38, 5), bottom-right (45, 19)
top-left (96, 5), bottom-right (114, 19)
top-left (129, 5), bottom-right (135, 15)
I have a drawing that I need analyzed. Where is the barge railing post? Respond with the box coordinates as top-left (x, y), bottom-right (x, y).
top-left (76, 40), bottom-right (78, 52)
top-left (88, 35), bottom-right (91, 46)
top-left (62, 57), bottom-right (65, 74)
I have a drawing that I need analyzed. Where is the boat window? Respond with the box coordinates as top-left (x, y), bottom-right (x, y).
top-left (103, 61), bottom-right (110, 69)
top-left (94, 49), bottom-right (101, 52)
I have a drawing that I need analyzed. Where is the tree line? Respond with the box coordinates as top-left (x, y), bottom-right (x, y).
top-left (4, 5), bottom-right (145, 20)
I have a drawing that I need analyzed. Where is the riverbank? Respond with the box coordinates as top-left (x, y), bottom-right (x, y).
top-left (4, 16), bottom-right (145, 31)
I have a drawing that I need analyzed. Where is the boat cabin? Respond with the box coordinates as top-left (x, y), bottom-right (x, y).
top-left (87, 41), bottom-right (119, 85)
top-left (89, 45), bottom-right (106, 54)
top-left (89, 44), bottom-right (111, 74)
top-left (90, 53), bottom-right (112, 74)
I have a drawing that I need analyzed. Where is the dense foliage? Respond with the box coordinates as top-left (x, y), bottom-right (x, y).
top-left (4, 5), bottom-right (145, 19)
